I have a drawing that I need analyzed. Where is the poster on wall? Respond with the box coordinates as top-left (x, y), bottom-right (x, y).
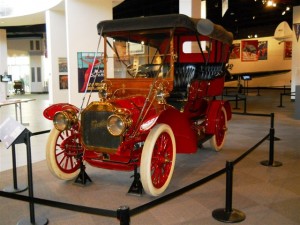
top-left (59, 75), bottom-right (68, 89)
top-left (77, 52), bottom-right (104, 93)
top-left (58, 57), bottom-right (68, 73)
top-left (229, 43), bottom-right (240, 59)
top-left (284, 41), bottom-right (292, 59)
top-left (241, 40), bottom-right (258, 61)
top-left (258, 41), bottom-right (268, 60)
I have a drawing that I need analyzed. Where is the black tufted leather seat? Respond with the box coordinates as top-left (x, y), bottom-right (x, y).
top-left (194, 64), bottom-right (224, 80)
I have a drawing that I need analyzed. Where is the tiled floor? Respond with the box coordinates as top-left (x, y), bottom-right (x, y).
top-left (0, 89), bottom-right (300, 225)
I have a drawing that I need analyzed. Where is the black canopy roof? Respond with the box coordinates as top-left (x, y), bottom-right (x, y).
top-left (97, 14), bottom-right (233, 45)
top-left (97, 14), bottom-right (197, 35)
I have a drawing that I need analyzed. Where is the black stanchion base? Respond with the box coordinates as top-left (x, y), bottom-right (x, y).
top-left (261, 160), bottom-right (282, 167)
top-left (17, 216), bottom-right (48, 225)
top-left (212, 208), bottom-right (246, 223)
top-left (3, 184), bottom-right (28, 193)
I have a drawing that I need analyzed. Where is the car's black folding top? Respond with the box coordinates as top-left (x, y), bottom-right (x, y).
top-left (97, 14), bottom-right (197, 35)
top-left (97, 14), bottom-right (233, 45)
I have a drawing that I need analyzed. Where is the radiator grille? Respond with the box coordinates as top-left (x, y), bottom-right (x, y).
top-left (81, 110), bottom-right (121, 150)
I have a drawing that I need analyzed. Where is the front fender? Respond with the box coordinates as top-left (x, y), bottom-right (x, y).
top-left (156, 107), bottom-right (198, 153)
top-left (205, 100), bottom-right (231, 134)
top-left (43, 103), bottom-right (79, 120)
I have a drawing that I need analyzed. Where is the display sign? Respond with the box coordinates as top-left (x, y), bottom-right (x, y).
top-left (0, 117), bottom-right (26, 149)
top-left (242, 75), bottom-right (252, 80)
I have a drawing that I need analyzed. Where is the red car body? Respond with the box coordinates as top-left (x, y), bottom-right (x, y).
top-left (43, 14), bottom-right (233, 196)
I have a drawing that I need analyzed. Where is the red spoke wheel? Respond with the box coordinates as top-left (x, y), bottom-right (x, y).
top-left (210, 106), bottom-right (227, 151)
top-left (46, 128), bottom-right (83, 180)
top-left (141, 124), bottom-right (176, 196)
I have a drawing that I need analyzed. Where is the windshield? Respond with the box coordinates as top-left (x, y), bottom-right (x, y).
top-left (104, 37), bottom-right (172, 79)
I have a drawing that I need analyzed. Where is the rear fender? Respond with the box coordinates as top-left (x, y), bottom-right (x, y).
top-left (43, 103), bottom-right (79, 120)
top-left (205, 100), bottom-right (231, 134)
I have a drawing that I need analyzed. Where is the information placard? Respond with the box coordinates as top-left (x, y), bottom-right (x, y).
top-left (0, 117), bottom-right (26, 149)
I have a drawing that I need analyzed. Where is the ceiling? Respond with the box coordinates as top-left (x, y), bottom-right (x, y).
top-left (113, 0), bottom-right (300, 39)
top-left (1, 0), bottom-right (300, 39)
top-left (211, 0), bottom-right (300, 39)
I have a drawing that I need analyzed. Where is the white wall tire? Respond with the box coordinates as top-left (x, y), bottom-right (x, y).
top-left (140, 124), bottom-right (176, 196)
top-left (46, 128), bottom-right (82, 180)
top-left (210, 107), bottom-right (227, 151)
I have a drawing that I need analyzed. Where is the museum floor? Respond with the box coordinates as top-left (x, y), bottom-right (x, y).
top-left (0, 89), bottom-right (300, 225)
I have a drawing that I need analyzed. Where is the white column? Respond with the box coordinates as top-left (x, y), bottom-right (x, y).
top-left (0, 29), bottom-right (8, 76)
top-left (291, 6), bottom-right (300, 100)
top-left (65, 0), bottom-right (112, 106)
top-left (179, 0), bottom-right (202, 55)
top-left (0, 29), bottom-right (8, 101)
top-left (46, 5), bottom-right (68, 104)
top-left (179, 0), bottom-right (202, 17)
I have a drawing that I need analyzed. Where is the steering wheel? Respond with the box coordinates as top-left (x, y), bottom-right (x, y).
top-left (126, 64), bottom-right (138, 77)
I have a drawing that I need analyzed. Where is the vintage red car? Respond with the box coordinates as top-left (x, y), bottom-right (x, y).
top-left (43, 14), bottom-right (233, 196)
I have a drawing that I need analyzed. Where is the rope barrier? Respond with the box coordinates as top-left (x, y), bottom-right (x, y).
top-left (0, 112), bottom-right (280, 224)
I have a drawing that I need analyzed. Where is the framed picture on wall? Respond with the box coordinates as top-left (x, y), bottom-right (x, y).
top-left (284, 41), bottom-right (292, 60)
top-left (241, 40), bottom-right (258, 61)
top-left (58, 57), bottom-right (68, 73)
top-left (59, 75), bottom-right (68, 89)
top-left (229, 43), bottom-right (240, 59)
top-left (77, 52), bottom-right (104, 93)
top-left (258, 41), bottom-right (268, 60)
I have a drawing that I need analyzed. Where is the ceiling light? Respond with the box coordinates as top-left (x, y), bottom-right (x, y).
top-left (282, 11), bottom-right (286, 15)
top-left (286, 6), bottom-right (290, 11)
top-left (267, 0), bottom-right (273, 6)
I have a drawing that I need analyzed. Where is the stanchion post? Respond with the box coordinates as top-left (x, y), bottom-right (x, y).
top-left (278, 93), bottom-right (284, 108)
top-left (261, 113), bottom-right (282, 167)
top-left (117, 205), bottom-right (130, 225)
top-left (17, 130), bottom-right (48, 225)
top-left (2, 144), bottom-right (28, 193)
top-left (26, 131), bottom-right (35, 224)
top-left (243, 96), bottom-right (247, 114)
top-left (225, 161), bottom-right (233, 213)
top-left (234, 95), bottom-right (240, 109)
top-left (256, 87), bottom-right (261, 96)
top-left (212, 161), bottom-right (245, 223)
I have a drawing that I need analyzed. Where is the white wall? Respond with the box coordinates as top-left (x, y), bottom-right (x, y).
top-left (46, 7), bottom-right (68, 103)
top-left (228, 36), bottom-right (292, 87)
top-left (292, 6), bottom-right (300, 96)
top-left (0, 29), bottom-right (8, 75)
top-left (229, 37), bottom-right (291, 73)
top-left (65, 0), bottom-right (112, 106)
